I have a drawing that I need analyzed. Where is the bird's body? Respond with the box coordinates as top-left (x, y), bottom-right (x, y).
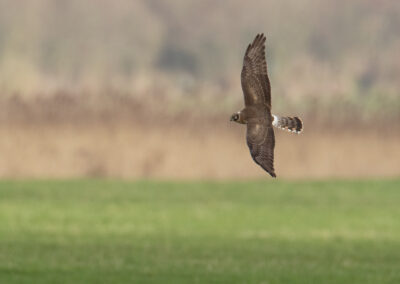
top-left (230, 33), bottom-right (303, 178)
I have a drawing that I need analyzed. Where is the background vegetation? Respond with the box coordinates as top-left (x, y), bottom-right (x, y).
top-left (0, 0), bottom-right (399, 178)
top-left (0, 0), bottom-right (399, 121)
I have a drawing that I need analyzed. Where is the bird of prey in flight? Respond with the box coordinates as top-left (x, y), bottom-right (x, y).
top-left (230, 33), bottom-right (303, 177)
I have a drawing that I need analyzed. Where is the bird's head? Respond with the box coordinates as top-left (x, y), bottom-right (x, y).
top-left (230, 111), bottom-right (244, 124)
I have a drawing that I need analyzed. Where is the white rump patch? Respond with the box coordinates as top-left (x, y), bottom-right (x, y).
top-left (272, 114), bottom-right (279, 127)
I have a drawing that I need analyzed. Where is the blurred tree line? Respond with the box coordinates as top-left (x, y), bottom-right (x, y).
top-left (0, 0), bottom-right (399, 121)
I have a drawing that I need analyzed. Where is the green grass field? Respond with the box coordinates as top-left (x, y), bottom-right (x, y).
top-left (0, 179), bottom-right (399, 283)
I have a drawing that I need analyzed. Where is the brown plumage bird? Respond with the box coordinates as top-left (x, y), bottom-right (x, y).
top-left (230, 33), bottom-right (303, 177)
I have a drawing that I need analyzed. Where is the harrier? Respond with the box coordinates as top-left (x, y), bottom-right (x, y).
top-left (230, 33), bottom-right (303, 177)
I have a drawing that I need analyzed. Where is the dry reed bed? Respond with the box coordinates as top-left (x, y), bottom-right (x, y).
top-left (1, 94), bottom-right (399, 179)
top-left (0, 120), bottom-right (399, 179)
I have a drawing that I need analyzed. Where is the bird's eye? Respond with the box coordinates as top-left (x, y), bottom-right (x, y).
top-left (234, 114), bottom-right (239, 120)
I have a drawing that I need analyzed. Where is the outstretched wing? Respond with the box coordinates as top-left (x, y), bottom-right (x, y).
top-left (241, 33), bottom-right (271, 108)
top-left (246, 123), bottom-right (276, 177)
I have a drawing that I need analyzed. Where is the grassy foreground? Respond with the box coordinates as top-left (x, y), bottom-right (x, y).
top-left (0, 179), bottom-right (399, 283)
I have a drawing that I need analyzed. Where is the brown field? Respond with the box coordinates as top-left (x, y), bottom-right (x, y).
top-left (1, 112), bottom-right (399, 180)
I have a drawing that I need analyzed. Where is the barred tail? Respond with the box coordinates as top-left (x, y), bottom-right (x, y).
top-left (272, 115), bottom-right (303, 133)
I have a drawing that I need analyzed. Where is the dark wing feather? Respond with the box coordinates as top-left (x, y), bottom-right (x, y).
top-left (246, 123), bottom-right (276, 177)
top-left (241, 33), bottom-right (271, 108)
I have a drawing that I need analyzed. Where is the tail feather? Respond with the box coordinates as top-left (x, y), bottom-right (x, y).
top-left (272, 115), bottom-right (303, 133)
